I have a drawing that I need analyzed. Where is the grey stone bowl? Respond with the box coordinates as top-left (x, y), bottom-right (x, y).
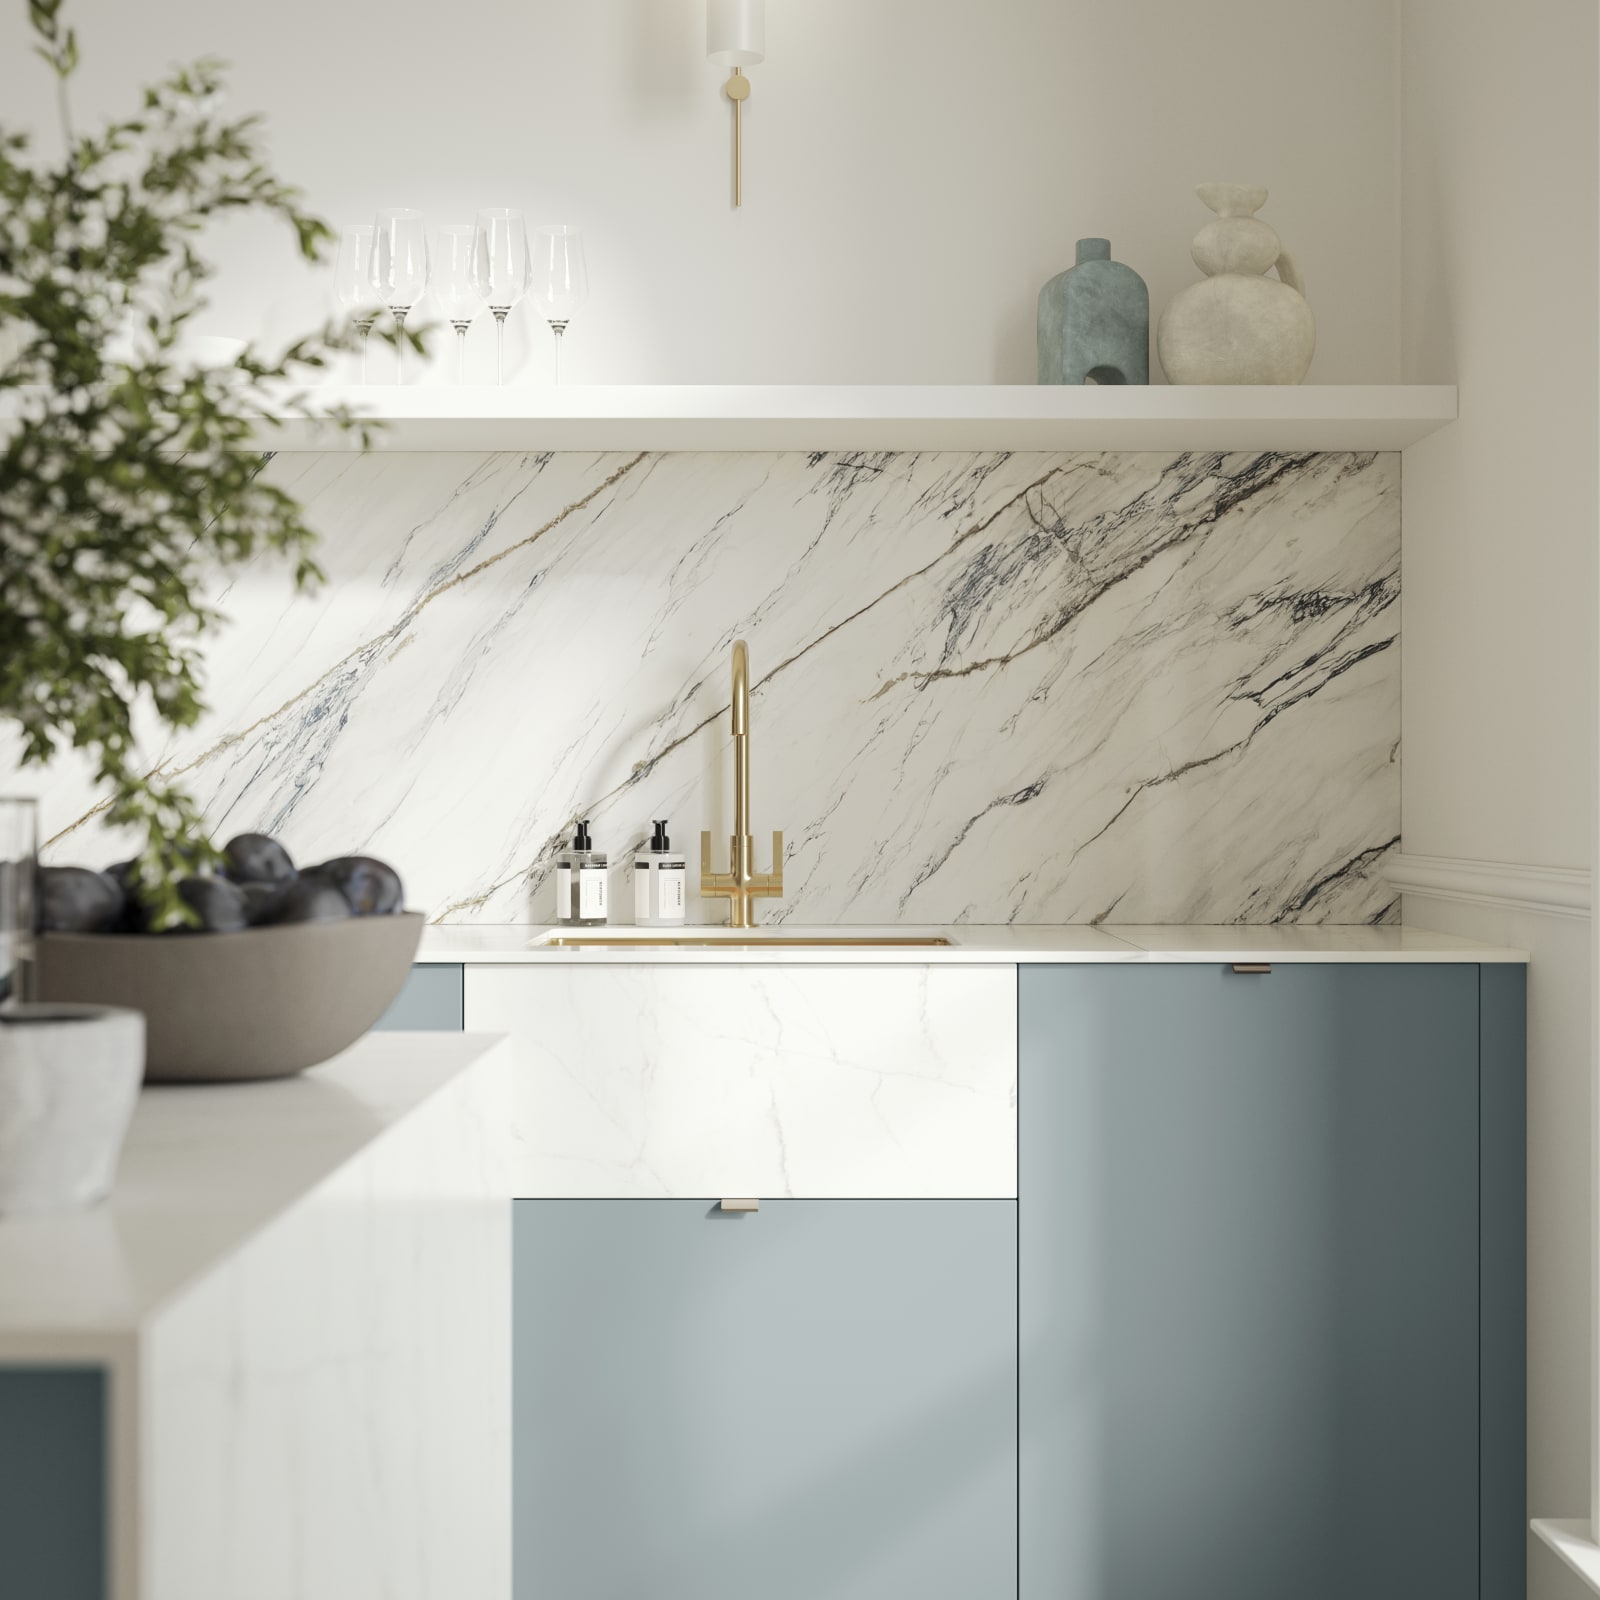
top-left (35, 912), bottom-right (424, 1083)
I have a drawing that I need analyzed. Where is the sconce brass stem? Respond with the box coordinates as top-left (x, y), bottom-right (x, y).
top-left (725, 67), bottom-right (751, 207)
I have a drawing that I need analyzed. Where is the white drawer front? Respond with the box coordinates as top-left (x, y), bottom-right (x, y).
top-left (466, 964), bottom-right (1017, 1198)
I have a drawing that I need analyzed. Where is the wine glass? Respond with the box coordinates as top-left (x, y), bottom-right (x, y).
top-left (368, 208), bottom-right (429, 383)
top-left (0, 797), bottom-right (36, 1007)
top-left (470, 209), bottom-right (530, 385)
top-left (529, 225), bottom-right (589, 384)
top-left (432, 224), bottom-right (486, 384)
top-left (333, 225), bottom-right (378, 381)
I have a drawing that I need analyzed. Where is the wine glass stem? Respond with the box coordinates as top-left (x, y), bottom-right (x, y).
top-left (393, 309), bottom-right (408, 384)
top-left (357, 318), bottom-right (374, 384)
top-left (550, 321), bottom-right (568, 386)
top-left (455, 324), bottom-right (468, 385)
top-left (493, 309), bottom-right (508, 385)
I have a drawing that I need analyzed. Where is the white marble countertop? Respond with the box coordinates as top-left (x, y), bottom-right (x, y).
top-left (416, 924), bottom-right (1529, 965)
top-left (0, 1032), bottom-right (506, 1357)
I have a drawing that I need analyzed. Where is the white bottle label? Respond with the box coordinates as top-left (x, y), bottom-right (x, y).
top-left (658, 865), bottom-right (686, 919)
top-left (634, 863), bottom-right (651, 923)
top-left (578, 866), bottom-right (607, 921)
top-left (555, 864), bottom-right (572, 922)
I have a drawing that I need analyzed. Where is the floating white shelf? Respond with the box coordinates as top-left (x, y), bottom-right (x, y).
top-left (0, 383), bottom-right (1458, 453)
top-left (249, 383), bottom-right (1455, 453)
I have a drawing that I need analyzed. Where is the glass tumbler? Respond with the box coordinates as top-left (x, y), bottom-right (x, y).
top-left (0, 799), bottom-right (38, 1006)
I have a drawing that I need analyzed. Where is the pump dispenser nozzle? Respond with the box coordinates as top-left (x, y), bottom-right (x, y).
top-left (651, 820), bottom-right (671, 852)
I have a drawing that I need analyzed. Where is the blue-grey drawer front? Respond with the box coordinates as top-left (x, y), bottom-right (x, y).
top-left (373, 963), bottom-right (464, 1031)
top-left (515, 1198), bottom-right (1018, 1599)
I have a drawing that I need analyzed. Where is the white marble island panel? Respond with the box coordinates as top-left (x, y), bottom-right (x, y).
top-left (0, 1033), bottom-right (514, 1600)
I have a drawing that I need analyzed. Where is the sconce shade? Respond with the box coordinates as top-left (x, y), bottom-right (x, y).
top-left (707, 0), bottom-right (765, 66)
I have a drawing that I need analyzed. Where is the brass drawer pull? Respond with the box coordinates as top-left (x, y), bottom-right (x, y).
top-left (1231, 963), bottom-right (1273, 974)
top-left (719, 1198), bottom-right (760, 1212)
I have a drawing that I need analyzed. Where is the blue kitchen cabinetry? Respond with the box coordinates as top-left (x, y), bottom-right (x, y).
top-left (0, 1368), bottom-right (107, 1600)
top-left (1019, 962), bottom-right (1525, 1600)
top-left (373, 962), bottom-right (464, 1031)
top-left (514, 1199), bottom-right (1019, 1600)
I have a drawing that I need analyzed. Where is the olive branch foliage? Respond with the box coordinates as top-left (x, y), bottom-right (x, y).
top-left (0, 0), bottom-right (421, 926)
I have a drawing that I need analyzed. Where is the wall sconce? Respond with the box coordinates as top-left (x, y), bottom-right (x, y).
top-left (707, 0), bottom-right (765, 208)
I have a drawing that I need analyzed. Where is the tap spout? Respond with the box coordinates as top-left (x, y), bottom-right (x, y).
top-left (701, 637), bottom-right (783, 928)
top-left (731, 640), bottom-right (751, 841)
top-left (730, 638), bottom-right (750, 736)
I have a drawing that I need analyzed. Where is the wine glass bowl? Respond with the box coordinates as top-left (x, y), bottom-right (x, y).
top-left (368, 208), bottom-right (430, 382)
top-left (432, 224), bottom-right (486, 384)
top-left (471, 208), bottom-right (531, 385)
top-left (530, 224), bottom-right (589, 384)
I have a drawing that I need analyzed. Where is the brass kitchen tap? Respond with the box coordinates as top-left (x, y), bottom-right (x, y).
top-left (701, 639), bottom-right (783, 927)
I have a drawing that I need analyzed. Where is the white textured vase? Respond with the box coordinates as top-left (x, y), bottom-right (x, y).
top-left (0, 1004), bottom-right (144, 1214)
top-left (1157, 183), bottom-right (1315, 385)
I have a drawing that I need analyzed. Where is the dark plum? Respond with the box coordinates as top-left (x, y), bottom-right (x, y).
top-left (237, 880), bottom-right (289, 926)
top-left (38, 866), bottom-right (125, 933)
top-left (222, 832), bottom-right (296, 885)
top-left (103, 860), bottom-right (151, 933)
top-left (256, 878), bottom-right (352, 926)
top-left (166, 875), bottom-right (249, 934)
top-left (303, 856), bottom-right (404, 916)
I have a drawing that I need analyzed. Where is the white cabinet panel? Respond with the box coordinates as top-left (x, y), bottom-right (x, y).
top-left (466, 964), bottom-right (1016, 1198)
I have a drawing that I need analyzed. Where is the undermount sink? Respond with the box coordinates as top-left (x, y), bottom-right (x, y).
top-left (531, 929), bottom-right (953, 949)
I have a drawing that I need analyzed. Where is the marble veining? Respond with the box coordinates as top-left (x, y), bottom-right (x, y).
top-left (28, 448), bottom-right (1399, 924)
top-left (140, 1042), bottom-right (512, 1600)
top-left (468, 964), bottom-right (1018, 1199)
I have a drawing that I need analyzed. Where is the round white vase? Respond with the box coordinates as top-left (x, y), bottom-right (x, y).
top-left (0, 1004), bottom-right (144, 1214)
top-left (1157, 183), bottom-right (1315, 385)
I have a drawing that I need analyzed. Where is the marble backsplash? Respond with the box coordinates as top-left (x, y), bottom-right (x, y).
top-left (32, 447), bottom-right (1400, 924)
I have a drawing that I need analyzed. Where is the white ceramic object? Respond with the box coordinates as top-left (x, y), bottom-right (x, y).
top-left (0, 1003), bottom-right (144, 1214)
top-left (1158, 183), bottom-right (1316, 385)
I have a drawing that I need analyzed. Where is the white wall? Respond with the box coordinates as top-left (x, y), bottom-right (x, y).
top-left (0, 0), bottom-right (1399, 385)
top-left (1399, 4), bottom-right (1598, 1598)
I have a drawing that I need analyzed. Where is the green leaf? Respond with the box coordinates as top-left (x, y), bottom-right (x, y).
top-left (0, 1), bottom-right (428, 912)
top-left (28, 0), bottom-right (62, 40)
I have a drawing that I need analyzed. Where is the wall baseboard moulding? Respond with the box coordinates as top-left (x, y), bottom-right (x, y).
top-left (1532, 1519), bottom-right (1600, 1596)
top-left (1387, 853), bottom-right (1591, 919)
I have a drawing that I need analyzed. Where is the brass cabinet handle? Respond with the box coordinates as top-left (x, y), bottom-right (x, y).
top-left (719, 1198), bottom-right (760, 1212)
top-left (1230, 963), bottom-right (1273, 974)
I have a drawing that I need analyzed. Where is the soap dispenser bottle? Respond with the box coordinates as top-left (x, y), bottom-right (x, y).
top-left (633, 820), bottom-right (687, 928)
top-left (555, 821), bottom-right (608, 927)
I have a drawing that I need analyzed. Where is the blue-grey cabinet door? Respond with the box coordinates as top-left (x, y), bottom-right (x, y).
top-left (372, 963), bottom-right (463, 1030)
top-left (0, 1368), bottom-right (107, 1600)
top-left (515, 1199), bottom-right (1018, 1600)
top-left (1020, 963), bottom-right (1480, 1600)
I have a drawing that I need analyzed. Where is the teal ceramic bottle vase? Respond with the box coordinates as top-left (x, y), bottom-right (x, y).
top-left (1036, 238), bottom-right (1149, 385)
